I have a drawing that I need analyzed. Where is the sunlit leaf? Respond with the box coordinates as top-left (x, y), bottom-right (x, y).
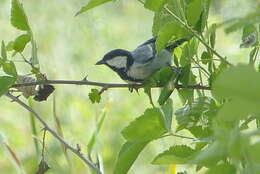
top-left (113, 141), bottom-right (149, 174)
top-left (121, 108), bottom-right (167, 142)
top-left (2, 61), bottom-right (18, 77)
top-left (11, 0), bottom-right (30, 31)
top-left (144, 0), bottom-right (165, 12)
top-left (13, 34), bottom-right (31, 52)
top-left (75, 0), bottom-right (114, 16)
top-left (152, 145), bottom-right (196, 164)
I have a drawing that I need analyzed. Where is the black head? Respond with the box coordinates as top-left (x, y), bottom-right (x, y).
top-left (96, 49), bottom-right (134, 70)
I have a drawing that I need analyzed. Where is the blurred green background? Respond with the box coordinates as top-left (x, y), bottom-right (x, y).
top-left (0, 0), bottom-right (257, 173)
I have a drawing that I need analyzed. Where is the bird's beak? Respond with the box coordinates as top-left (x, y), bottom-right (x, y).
top-left (95, 59), bottom-right (105, 65)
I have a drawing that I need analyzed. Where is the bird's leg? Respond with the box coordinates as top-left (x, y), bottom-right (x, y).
top-left (128, 84), bottom-right (140, 94)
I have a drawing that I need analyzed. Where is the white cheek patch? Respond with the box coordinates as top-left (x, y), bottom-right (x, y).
top-left (107, 56), bottom-right (127, 68)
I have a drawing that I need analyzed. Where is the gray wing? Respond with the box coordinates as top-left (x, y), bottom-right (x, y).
top-left (131, 37), bottom-right (156, 64)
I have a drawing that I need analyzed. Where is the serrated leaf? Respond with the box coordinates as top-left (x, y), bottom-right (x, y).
top-left (205, 163), bottom-right (236, 174)
top-left (175, 97), bottom-right (217, 131)
top-left (188, 126), bottom-right (212, 138)
top-left (88, 89), bottom-right (101, 103)
top-left (11, 0), bottom-right (30, 31)
top-left (144, 0), bottom-right (165, 12)
top-left (2, 61), bottom-right (17, 77)
top-left (121, 108), bottom-right (167, 142)
top-left (158, 82), bottom-right (175, 105)
top-left (0, 76), bottom-right (16, 97)
top-left (13, 34), bottom-right (31, 52)
top-left (152, 145), bottom-right (196, 164)
top-left (1, 41), bottom-right (7, 60)
top-left (75, 0), bottom-right (114, 16)
top-left (113, 141), bottom-right (149, 174)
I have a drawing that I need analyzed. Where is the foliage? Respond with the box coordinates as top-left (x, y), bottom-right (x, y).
top-left (0, 0), bottom-right (260, 174)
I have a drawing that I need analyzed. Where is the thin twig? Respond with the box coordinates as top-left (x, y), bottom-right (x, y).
top-left (163, 5), bottom-right (232, 66)
top-left (5, 93), bottom-right (103, 174)
top-left (160, 132), bottom-right (195, 140)
top-left (11, 79), bottom-right (211, 90)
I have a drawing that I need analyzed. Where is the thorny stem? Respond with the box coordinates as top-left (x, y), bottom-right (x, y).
top-left (5, 93), bottom-right (103, 174)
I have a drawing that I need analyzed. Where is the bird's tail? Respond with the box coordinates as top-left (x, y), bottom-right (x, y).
top-left (165, 37), bottom-right (191, 52)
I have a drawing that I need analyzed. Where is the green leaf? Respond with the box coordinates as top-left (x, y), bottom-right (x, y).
top-left (213, 64), bottom-right (260, 102)
top-left (161, 99), bottom-right (173, 131)
top-left (75, 0), bottom-right (114, 16)
top-left (201, 51), bottom-right (212, 65)
top-left (87, 110), bottom-right (107, 154)
top-left (156, 23), bottom-right (189, 52)
top-left (6, 41), bottom-right (15, 52)
top-left (157, 70), bottom-right (177, 105)
top-left (175, 97), bottom-right (217, 131)
top-left (200, 0), bottom-right (211, 32)
top-left (205, 164), bottom-right (236, 174)
top-left (30, 39), bottom-right (39, 66)
top-left (191, 141), bottom-right (225, 166)
top-left (186, 0), bottom-right (203, 28)
top-left (188, 126), bottom-right (212, 138)
top-left (209, 23), bottom-right (216, 48)
top-left (13, 34), bottom-right (31, 52)
top-left (152, 145), bottom-right (196, 164)
top-left (152, 0), bottom-right (186, 35)
top-left (11, 0), bottom-right (30, 31)
top-left (1, 41), bottom-right (7, 60)
top-left (88, 89), bottom-right (101, 103)
top-left (0, 76), bottom-right (16, 97)
top-left (158, 84), bottom-right (174, 105)
top-left (113, 141), bottom-right (149, 174)
top-left (144, 0), bottom-right (165, 12)
top-left (121, 108), bottom-right (167, 142)
top-left (2, 61), bottom-right (18, 77)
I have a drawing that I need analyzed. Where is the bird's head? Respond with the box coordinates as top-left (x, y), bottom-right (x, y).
top-left (96, 49), bottom-right (133, 71)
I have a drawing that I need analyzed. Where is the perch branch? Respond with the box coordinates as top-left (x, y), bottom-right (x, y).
top-left (11, 79), bottom-right (211, 90)
top-left (5, 93), bottom-right (103, 174)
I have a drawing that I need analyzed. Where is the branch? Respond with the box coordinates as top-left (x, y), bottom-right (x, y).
top-left (11, 79), bottom-right (211, 90)
top-left (163, 5), bottom-right (232, 66)
top-left (5, 93), bottom-right (103, 174)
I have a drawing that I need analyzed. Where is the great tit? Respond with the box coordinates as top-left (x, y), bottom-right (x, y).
top-left (96, 37), bottom-right (187, 83)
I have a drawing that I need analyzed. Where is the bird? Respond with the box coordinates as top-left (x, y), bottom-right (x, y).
top-left (95, 37), bottom-right (188, 83)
